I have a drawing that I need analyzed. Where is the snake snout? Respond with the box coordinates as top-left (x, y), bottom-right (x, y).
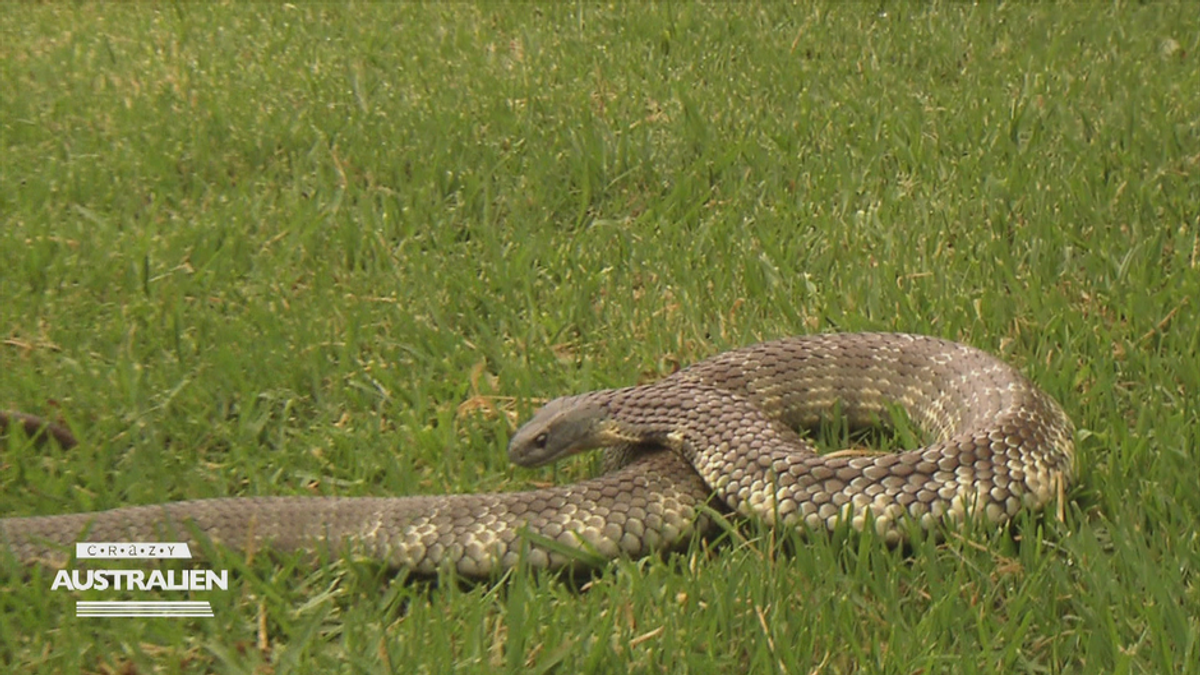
top-left (507, 430), bottom-right (554, 467)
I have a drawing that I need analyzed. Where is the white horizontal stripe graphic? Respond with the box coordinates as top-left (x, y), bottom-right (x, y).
top-left (76, 601), bottom-right (213, 618)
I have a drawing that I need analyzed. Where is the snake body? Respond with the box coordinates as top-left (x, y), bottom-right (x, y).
top-left (1, 333), bottom-right (1075, 576)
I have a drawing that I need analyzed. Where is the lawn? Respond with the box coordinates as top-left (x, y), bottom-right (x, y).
top-left (2, 2), bottom-right (1198, 672)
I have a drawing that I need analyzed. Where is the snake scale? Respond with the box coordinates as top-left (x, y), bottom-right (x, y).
top-left (1, 333), bottom-right (1075, 577)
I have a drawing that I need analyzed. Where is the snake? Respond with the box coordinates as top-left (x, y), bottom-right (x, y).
top-left (1, 333), bottom-right (1075, 577)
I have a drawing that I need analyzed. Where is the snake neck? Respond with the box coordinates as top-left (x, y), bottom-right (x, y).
top-left (596, 382), bottom-right (818, 474)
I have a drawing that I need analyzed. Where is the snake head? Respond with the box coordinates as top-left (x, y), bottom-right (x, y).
top-left (507, 396), bottom-right (614, 468)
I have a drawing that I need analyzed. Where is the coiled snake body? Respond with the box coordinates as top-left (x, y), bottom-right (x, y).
top-left (1, 333), bottom-right (1075, 576)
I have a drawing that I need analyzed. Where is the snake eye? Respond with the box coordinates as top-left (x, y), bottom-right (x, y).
top-left (533, 432), bottom-right (549, 449)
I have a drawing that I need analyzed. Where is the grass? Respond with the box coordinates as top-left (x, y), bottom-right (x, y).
top-left (1, 2), bottom-right (1198, 672)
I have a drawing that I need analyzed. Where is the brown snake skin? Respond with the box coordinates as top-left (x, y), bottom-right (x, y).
top-left (1, 333), bottom-right (1075, 576)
